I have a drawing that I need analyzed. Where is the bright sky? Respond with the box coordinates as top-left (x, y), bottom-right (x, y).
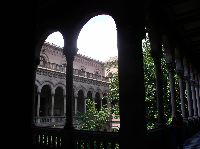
top-left (45, 15), bottom-right (118, 62)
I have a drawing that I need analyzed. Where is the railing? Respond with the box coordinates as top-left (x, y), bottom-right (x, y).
top-left (33, 127), bottom-right (119, 149)
top-left (34, 116), bottom-right (66, 127)
top-left (38, 62), bottom-right (110, 82)
top-left (34, 116), bottom-right (120, 130)
top-left (73, 129), bottom-right (119, 149)
top-left (33, 127), bottom-right (64, 148)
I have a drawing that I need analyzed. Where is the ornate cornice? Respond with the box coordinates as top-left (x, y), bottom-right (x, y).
top-left (42, 41), bottom-right (105, 66)
top-left (36, 68), bottom-right (109, 87)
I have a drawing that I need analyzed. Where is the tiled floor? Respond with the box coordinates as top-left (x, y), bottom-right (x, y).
top-left (183, 131), bottom-right (200, 149)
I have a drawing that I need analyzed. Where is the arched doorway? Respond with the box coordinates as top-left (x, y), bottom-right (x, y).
top-left (95, 92), bottom-right (101, 111)
top-left (40, 85), bottom-right (51, 116)
top-left (54, 87), bottom-right (64, 116)
top-left (77, 90), bottom-right (85, 113)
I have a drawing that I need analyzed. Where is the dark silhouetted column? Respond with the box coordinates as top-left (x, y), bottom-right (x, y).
top-left (163, 35), bottom-right (176, 118)
top-left (175, 49), bottom-right (186, 119)
top-left (190, 66), bottom-right (198, 117)
top-left (183, 57), bottom-right (193, 118)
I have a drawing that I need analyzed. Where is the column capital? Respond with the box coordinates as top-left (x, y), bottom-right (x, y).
top-left (63, 47), bottom-right (78, 61)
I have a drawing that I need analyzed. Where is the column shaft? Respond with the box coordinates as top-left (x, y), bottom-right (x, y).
top-left (117, 18), bottom-right (146, 148)
top-left (74, 97), bottom-right (77, 114)
top-left (64, 95), bottom-right (66, 116)
top-left (178, 74), bottom-right (186, 118)
top-left (51, 94), bottom-right (54, 116)
top-left (167, 63), bottom-right (176, 117)
top-left (154, 57), bottom-right (165, 125)
top-left (185, 79), bottom-right (193, 117)
top-left (191, 81), bottom-right (197, 117)
top-left (195, 84), bottom-right (200, 116)
top-left (37, 93), bottom-right (41, 117)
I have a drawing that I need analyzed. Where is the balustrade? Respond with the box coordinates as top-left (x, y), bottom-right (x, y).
top-left (35, 116), bottom-right (66, 127)
top-left (37, 62), bottom-right (110, 83)
top-left (33, 127), bottom-right (119, 149)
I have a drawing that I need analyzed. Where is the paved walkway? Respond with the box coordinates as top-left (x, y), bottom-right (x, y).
top-left (183, 131), bottom-right (200, 149)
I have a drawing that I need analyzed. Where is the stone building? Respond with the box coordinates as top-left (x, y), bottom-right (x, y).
top-left (34, 42), bottom-right (114, 128)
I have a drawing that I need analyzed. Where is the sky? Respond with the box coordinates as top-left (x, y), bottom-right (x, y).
top-left (45, 15), bottom-right (118, 62)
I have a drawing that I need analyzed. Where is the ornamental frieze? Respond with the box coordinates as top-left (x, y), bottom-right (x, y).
top-left (36, 68), bottom-right (109, 87)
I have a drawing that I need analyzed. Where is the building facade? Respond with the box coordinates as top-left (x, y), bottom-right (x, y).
top-left (34, 42), bottom-right (119, 129)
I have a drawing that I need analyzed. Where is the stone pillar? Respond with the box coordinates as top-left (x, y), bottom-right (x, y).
top-left (64, 95), bottom-right (66, 116)
top-left (37, 92), bottom-right (41, 117)
top-left (175, 49), bottom-right (186, 119)
top-left (199, 74), bottom-right (200, 99)
top-left (183, 57), bottom-right (193, 118)
top-left (117, 10), bottom-right (146, 148)
top-left (100, 93), bottom-right (103, 110)
top-left (177, 70), bottom-right (187, 119)
top-left (63, 43), bottom-right (77, 129)
top-left (190, 66), bottom-right (198, 117)
top-left (166, 62), bottom-right (176, 117)
top-left (62, 30), bottom-right (78, 148)
top-left (162, 35), bottom-right (176, 118)
top-left (194, 72), bottom-right (200, 117)
top-left (51, 94), bottom-right (54, 116)
top-left (199, 74), bottom-right (200, 98)
top-left (33, 57), bottom-right (40, 123)
top-left (148, 24), bottom-right (165, 127)
top-left (74, 96), bottom-right (77, 114)
top-left (185, 78), bottom-right (193, 118)
top-left (84, 97), bottom-right (87, 113)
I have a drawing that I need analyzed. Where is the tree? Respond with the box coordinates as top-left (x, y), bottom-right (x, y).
top-left (75, 57), bottom-right (119, 131)
top-left (105, 56), bottom-right (119, 119)
top-left (143, 35), bottom-right (180, 129)
top-left (75, 99), bottom-right (111, 131)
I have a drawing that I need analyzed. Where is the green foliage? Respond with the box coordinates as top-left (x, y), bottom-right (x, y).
top-left (75, 99), bottom-right (111, 131)
top-left (105, 58), bottom-right (120, 119)
top-left (75, 57), bottom-right (120, 131)
top-left (142, 37), bottom-right (158, 130)
top-left (143, 35), bottom-right (180, 130)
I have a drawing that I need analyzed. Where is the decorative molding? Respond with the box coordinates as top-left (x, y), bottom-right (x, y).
top-left (36, 67), bottom-right (109, 87)
top-left (42, 42), bottom-right (105, 69)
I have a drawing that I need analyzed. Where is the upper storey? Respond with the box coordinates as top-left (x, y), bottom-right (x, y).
top-left (40, 42), bottom-right (106, 76)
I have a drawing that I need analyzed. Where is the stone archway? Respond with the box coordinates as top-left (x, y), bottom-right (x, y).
top-left (40, 85), bottom-right (52, 116)
top-left (54, 87), bottom-right (64, 116)
top-left (102, 93), bottom-right (108, 108)
top-left (87, 91), bottom-right (93, 100)
top-left (77, 90), bottom-right (85, 113)
top-left (95, 92), bottom-right (101, 111)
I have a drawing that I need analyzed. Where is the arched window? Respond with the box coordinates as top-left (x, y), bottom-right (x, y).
top-left (39, 56), bottom-right (47, 66)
